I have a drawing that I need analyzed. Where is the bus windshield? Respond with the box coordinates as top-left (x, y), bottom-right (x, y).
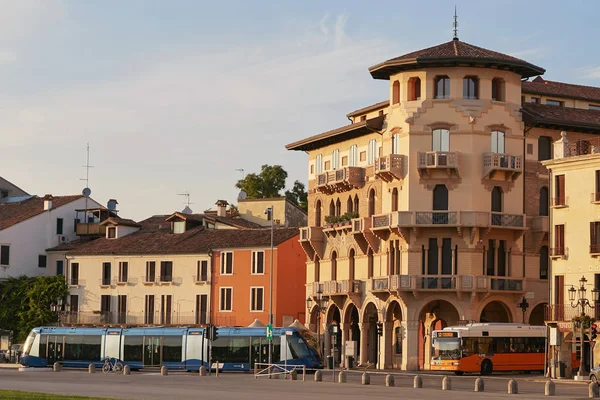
top-left (22, 331), bottom-right (36, 355)
top-left (432, 337), bottom-right (461, 360)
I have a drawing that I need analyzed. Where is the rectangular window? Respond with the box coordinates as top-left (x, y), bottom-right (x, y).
top-left (70, 263), bottom-right (79, 285)
top-left (590, 104), bottom-right (600, 111)
top-left (555, 175), bottom-right (565, 206)
top-left (145, 295), bottom-right (155, 324)
top-left (250, 287), bottom-right (264, 311)
top-left (118, 295), bottom-right (127, 324)
top-left (595, 171), bottom-right (600, 202)
top-left (332, 149), bottom-right (339, 170)
top-left (392, 134), bottom-right (400, 155)
top-left (38, 255), bottom-right (47, 268)
top-left (315, 154), bottom-right (323, 174)
top-left (220, 287), bottom-right (233, 311)
top-left (100, 295), bottom-right (111, 313)
top-left (118, 262), bottom-right (128, 283)
top-left (56, 260), bottom-right (64, 276)
top-left (368, 139), bottom-right (377, 165)
top-left (435, 76), bottom-right (450, 99)
top-left (463, 76), bottom-right (478, 99)
top-left (160, 294), bottom-right (172, 324)
top-left (491, 131), bottom-right (505, 153)
top-left (546, 99), bottom-right (563, 106)
top-left (591, 222), bottom-right (600, 253)
top-left (432, 129), bottom-right (450, 152)
top-left (527, 143), bottom-right (533, 154)
top-left (324, 160), bottom-right (330, 170)
top-left (252, 251), bottom-right (265, 274)
top-left (530, 97), bottom-right (540, 104)
top-left (173, 221), bottom-right (185, 234)
top-left (341, 156), bottom-right (348, 166)
top-left (197, 260), bottom-right (208, 281)
top-left (220, 252), bottom-right (233, 275)
top-left (441, 238), bottom-right (452, 275)
top-left (56, 218), bottom-right (63, 235)
top-left (497, 240), bottom-right (506, 276)
top-left (554, 225), bottom-right (565, 255)
top-left (487, 240), bottom-right (496, 276)
top-left (0, 245), bottom-right (8, 266)
top-left (102, 262), bottom-right (111, 286)
top-left (427, 238), bottom-right (438, 275)
top-left (107, 227), bottom-right (116, 239)
top-left (146, 261), bottom-right (156, 283)
top-left (349, 145), bottom-right (357, 167)
top-left (160, 261), bottom-right (173, 282)
top-left (196, 294), bottom-right (208, 325)
top-left (69, 295), bottom-right (78, 312)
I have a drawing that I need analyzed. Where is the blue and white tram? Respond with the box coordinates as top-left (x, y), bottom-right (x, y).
top-left (20, 326), bottom-right (322, 371)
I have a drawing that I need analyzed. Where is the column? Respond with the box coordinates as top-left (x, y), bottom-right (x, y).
top-left (359, 323), bottom-right (369, 366)
top-left (341, 323), bottom-right (349, 368)
top-left (402, 320), bottom-right (419, 371)
top-left (383, 321), bottom-right (394, 369)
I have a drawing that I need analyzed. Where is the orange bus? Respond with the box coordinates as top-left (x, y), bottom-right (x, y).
top-left (431, 323), bottom-right (546, 375)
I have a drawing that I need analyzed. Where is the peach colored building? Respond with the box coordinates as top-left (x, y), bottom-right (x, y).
top-left (286, 36), bottom-right (572, 372)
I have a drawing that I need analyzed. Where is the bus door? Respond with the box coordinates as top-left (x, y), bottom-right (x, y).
top-left (143, 337), bottom-right (161, 367)
top-left (250, 337), bottom-right (270, 367)
top-left (46, 335), bottom-right (63, 365)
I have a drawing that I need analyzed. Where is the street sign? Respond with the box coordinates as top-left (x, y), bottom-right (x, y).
top-left (266, 324), bottom-right (273, 341)
top-left (525, 292), bottom-right (535, 299)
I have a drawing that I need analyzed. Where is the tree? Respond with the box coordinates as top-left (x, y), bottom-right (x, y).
top-left (285, 180), bottom-right (308, 212)
top-left (235, 165), bottom-right (288, 199)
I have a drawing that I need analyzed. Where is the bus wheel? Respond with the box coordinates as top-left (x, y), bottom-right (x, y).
top-left (480, 359), bottom-right (493, 376)
top-left (454, 371), bottom-right (464, 376)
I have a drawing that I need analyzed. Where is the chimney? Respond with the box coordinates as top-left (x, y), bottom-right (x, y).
top-left (43, 194), bottom-right (53, 211)
top-left (216, 200), bottom-right (228, 217)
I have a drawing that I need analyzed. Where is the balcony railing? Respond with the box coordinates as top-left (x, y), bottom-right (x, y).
top-left (415, 211), bottom-right (458, 225)
top-left (550, 247), bottom-right (565, 258)
top-left (59, 311), bottom-right (209, 326)
top-left (417, 151), bottom-right (460, 177)
top-left (99, 278), bottom-right (113, 287)
top-left (315, 167), bottom-right (366, 194)
top-left (591, 244), bottom-right (600, 254)
top-left (300, 226), bottom-right (324, 242)
top-left (418, 275), bottom-right (456, 290)
top-left (309, 282), bottom-right (324, 296)
top-left (531, 216), bottom-right (549, 232)
top-left (490, 212), bottom-right (525, 228)
top-left (551, 197), bottom-right (568, 208)
top-left (482, 153), bottom-right (522, 180)
top-left (76, 223), bottom-right (106, 236)
top-left (371, 277), bottom-right (389, 291)
top-left (545, 304), bottom-right (600, 322)
top-left (322, 280), bottom-right (361, 295)
top-left (388, 275), bottom-right (476, 291)
top-left (566, 137), bottom-right (600, 157)
top-left (375, 154), bottom-right (404, 181)
top-left (68, 278), bottom-right (86, 287)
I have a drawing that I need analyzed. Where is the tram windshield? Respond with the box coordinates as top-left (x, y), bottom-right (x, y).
top-left (297, 330), bottom-right (320, 358)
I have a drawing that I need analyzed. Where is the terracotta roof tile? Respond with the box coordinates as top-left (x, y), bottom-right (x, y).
top-left (0, 195), bottom-right (83, 231)
top-left (100, 217), bottom-right (141, 228)
top-left (522, 103), bottom-right (600, 132)
top-left (204, 214), bottom-right (263, 229)
top-left (522, 77), bottom-right (600, 103)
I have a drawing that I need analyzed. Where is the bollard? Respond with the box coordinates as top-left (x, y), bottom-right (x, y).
top-left (338, 371), bottom-right (347, 383)
top-left (160, 365), bottom-right (168, 376)
top-left (314, 370), bottom-right (322, 382)
top-left (589, 382), bottom-right (599, 398)
top-left (414, 375), bottom-right (423, 389)
top-left (291, 369), bottom-right (298, 381)
top-left (508, 379), bottom-right (518, 395)
top-left (88, 364), bottom-right (95, 374)
top-left (53, 362), bottom-right (61, 372)
top-left (362, 372), bottom-right (370, 385)
top-left (545, 380), bottom-right (555, 396)
top-left (385, 374), bottom-right (395, 387)
top-left (442, 376), bottom-right (452, 391)
top-left (216, 361), bottom-right (219, 378)
top-left (123, 365), bottom-right (130, 375)
top-left (474, 377), bottom-right (484, 392)
top-left (199, 366), bottom-right (207, 376)
top-left (254, 363), bottom-right (258, 375)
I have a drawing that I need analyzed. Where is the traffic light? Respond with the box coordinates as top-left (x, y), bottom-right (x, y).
top-left (592, 323), bottom-right (598, 341)
top-left (376, 322), bottom-right (383, 337)
top-left (210, 325), bottom-right (218, 341)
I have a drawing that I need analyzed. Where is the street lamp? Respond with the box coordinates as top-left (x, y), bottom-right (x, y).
top-left (306, 289), bottom-right (327, 358)
top-left (517, 297), bottom-right (529, 323)
top-left (50, 297), bottom-right (63, 327)
top-left (265, 206), bottom-right (274, 367)
top-left (568, 276), bottom-right (599, 380)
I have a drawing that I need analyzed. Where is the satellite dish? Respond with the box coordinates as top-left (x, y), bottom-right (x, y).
top-left (82, 187), bottom-right (91, 197)
top-left (237, 190), bottom-right (247, 200)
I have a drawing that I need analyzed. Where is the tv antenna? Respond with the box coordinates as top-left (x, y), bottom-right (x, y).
top-left (178, 191), bottom-right (194, 207)
top-left (80, 143), bottom-right (94, 190)
top-left (453, 6), bottom-right (459, 40)
top-left (235, 168), bottom-right (245, 179)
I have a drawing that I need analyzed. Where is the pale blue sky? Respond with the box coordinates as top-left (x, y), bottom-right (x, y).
top-left (2, 0), bottom-right (599, 220)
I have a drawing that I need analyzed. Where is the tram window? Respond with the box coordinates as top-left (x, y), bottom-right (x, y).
top-left (81, 335), bottom-right (101, 360)
top-left (162, 336), bottom-right (183, 362)
top-left (123, 336), bottom-right (143, 362)
top-left (229, 337), bottom-right (250, 363)
top-left (39, 335), bottom-right (47, 358)
top-left (211, 337), bottom-right (230, 362)
top-left (64, 335), bottom-right (83, 360)
top-left (288, 336), bottom-right (311, 359)
top-left (271, 336), bottom-right (281, 363)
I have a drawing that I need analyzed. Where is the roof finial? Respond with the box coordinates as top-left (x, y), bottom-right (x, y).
top-left (453, 6), bottom-right (459, 41)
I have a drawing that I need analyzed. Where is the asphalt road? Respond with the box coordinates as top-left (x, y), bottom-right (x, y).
top-left (0, 368), bottom-right (594, 400)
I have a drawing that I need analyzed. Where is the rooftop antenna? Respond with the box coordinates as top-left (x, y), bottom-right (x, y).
top-left (453, 6), bottom-right (459, 41)
top-left (235, 168), bottom-right (245, 180)
top-left (79, 143), bottom-right (94, 235)
top-left (178, 191), bottom-right (194, 207)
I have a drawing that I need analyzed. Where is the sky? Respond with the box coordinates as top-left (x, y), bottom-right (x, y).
top-left (2, 0), bottom-right (599, 220)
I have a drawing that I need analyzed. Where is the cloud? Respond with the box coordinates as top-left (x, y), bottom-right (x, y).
top-left (579, 66), bottom-right (600, 80)
top-left (508, 47), bottom-right (547, 61)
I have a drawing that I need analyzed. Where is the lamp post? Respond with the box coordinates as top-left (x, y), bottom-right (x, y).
top-left (50, 297), bottom-right (63, 327)
top-left (568, 276), bottom-right (599, 380)
top-left (517, 297), bottom-right (529, 323)
top-left (265, 206), bottom-right (274, 367)
top-left (306, 288), bottom-right (326, 359)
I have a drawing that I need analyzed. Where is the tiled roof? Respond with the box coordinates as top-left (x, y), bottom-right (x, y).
top-left (522, 103), bottom-right (600, 133)
top-left (47, 237), bottom-right (98, 252)
top-left (522, 77), bottom-right (600, 103)
top-left (204, 214), bottom-right (263, 229)
top-left (100, 217), bottom-right (141, 228)
top-left (346, 100), bottom-right (389, 118)
top-left (65, 227), bottom-right (299, 256)
top-left (369, 39), bottom-right (545, 80)
top-left (0, 195), bottom-right (83, 231)
top-left (136, 215), bottom-right (172, 233)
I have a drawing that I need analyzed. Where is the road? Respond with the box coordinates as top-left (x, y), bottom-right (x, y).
top-left (0, 368), bottom-right (594, 400)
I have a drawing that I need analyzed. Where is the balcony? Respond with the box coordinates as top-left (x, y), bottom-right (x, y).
top-left (68, 278), bottom-right (86, 288)
top-left (482, 153), bottom-right (522, 181)
top-left (351, 217), bottom-right (380, 253)
top-left (299, 226), bottom-right (324, 259)
top-left (316, 167), bottom-right (365, 194)
top-left (415, 211), bottom-right (458, 226)
top-left (551, 197), bottom-right (568, 208)
top-left (76, 223), bottom-right (106, 236)
top-left (375, 154), bottom-right (404, 182)
top-left (476, 276), bottom-right (524, 292)
top-left (388, 275), bottom-right (476, 292)
top-left (545, 304), bottom-right (600, 322)
top-left (308, 282), bottom-right (324, 297)
top-left (370, 277), bottom-right (390, 292)
top-left (322, 280), bottom-right (362, 296)
top-left (59, 311), bottom-right (209, 327)
top-left (530, 216), bottom-right (549, 233)
top-left (550, 247), bottom-right (566, 259)
top-left (591, 244), bottom-right (600, 256)
top-left (417, 151), bottom-right (460, 178)
top-left (490, 213), bottom-right (525, 229)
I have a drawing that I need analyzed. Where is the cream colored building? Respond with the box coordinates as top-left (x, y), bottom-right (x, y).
top-left (287, 38), bottom-right (559, 371)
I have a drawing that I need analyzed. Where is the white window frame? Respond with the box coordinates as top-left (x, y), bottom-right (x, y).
top-left (197, 260), bottom-right (209, 282)
top-left (220, 287), bottom-right (233, 312)
top-left (392, 134), bottom-right (401, 155)
top-left (250, 286), bottom-right (264, 312)
top-left (315, 154), bottom-right (323, 174)
top-left (432, 129), bottom-right (450, 152)
top-left (491, 131), bottom-right (505, 154)
top-left (118, 261), bottom-right (128, 283)
top-left (173, 221), bottom-right (185, 234)
top-left (332, 149), bottom-right (339, 170)
top-left (220, 251), bottom-right (234, 275)
top-left (252, 251), bottom-right (265, 275)
top-left (349, 145), bottom-right (357, 167)
top-left (368, 139), bottom-right (377, 165)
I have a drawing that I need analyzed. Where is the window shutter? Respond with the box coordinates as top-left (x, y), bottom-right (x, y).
top-left (592, 222), bottom-right (596, 247)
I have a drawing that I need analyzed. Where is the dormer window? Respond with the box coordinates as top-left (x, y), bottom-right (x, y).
top-left (408, 77), bottom-right (421, 101)
top-left (434, 76), bottom-right (450, 99)
top-left (107, 227), bottom-right (116, 239)
top-left (173, 221), bottom-right (185, 234)
top-left (463, 76), bottom-right (479, 99)
top-left (392, 80), bottom-right (400, 104)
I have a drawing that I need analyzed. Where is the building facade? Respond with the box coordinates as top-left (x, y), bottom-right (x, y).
top-left (287, 38), bottom-right (560, 371)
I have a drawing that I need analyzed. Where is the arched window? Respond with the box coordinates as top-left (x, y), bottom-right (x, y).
top-left (314, 258), bottom-right (320, 282)
top-left (432, 129), bottom-right (450, 152)
top-left (368, 189), bottom-right (376, 217)
top-left (540, 246), bottom-right (549, 279)
top-left (491, 186), bottom-right (503, 212)
top-left (538, 136), bottom-right (552, 161)
top-left (331, 251), bottom-right (337, 281)
top-left (391, 188), bottom-right (399, 212)
top-left (539, 187), bottom-right (549, 216)
top-left (349, 249), bottom-right (355, 281)
top-left (408, 77), bottom-right (421, 101)
top-left (492, 78), bottom-right (505, 101)
top-left (354, 195), bottom-right (359, 217)
top-left (463, 76), bottom-right (479, 99)
top-left (347, 196), bottom-right (353, 215)
top-left (329, 200), bottom-right (335, 217)
top-left (367, 248), bottom-right (374, 278)
top-left (315, 200), bottom-right (322, 226)
top-left (392, 133), bottom-right (401, 154)
top-left (392, 81), bottom-right (400, 104)
top-left (315, 154), bottom-right (323, 174)
top-left (434, 76), bottom-right (450, 99)
top-left (433, 185), bottom-right (449, 224)
top-left (335, 199), bottom-right (341, 217)
top-left (491, 131), bottom-right (505, 154)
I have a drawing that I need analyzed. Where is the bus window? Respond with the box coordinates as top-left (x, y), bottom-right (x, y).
top-left (81, 335), bottom-right (101, 361)
top-left (229, 337), bottom-right (250, 363)
top-left (124, 336), bottom-right (143, 362)
top-left (477, 337), bottom-right (492, 354)
top-left (162, 336), bottom-right (183, 362)
top-left (494, 337), bottom-right (510, 353)
top-left (64, 335), bottom-right (83, 360)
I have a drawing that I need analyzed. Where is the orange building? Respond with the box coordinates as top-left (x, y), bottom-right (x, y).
top-left (211, 229), bottom-right (307, 327)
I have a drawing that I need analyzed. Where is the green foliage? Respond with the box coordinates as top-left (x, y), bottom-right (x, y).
top-left (0, 275), bottom-right (67, 341)
top-left (285, 180), bottom-right (308, 212)
top-left (324, 212), bottom-right (359, 225)
top-left (572, 314), bottom-right (595, 329)
top-left (235, 165), bottom-right (288, 199)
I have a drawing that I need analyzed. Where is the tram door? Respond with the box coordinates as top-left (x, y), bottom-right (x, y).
top-left (143, 337), bottom-right (161, 367)
top-left (46, 335), bottom-right (63, 365)
top-left (250, 337), bottom-right (270, 367)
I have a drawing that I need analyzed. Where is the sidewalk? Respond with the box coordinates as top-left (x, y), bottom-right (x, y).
top-left (0, 363), bottom-right (22, 369)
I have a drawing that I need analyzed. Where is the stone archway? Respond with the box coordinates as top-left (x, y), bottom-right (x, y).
top-left (529, 302), bottom-right (547, 326)
top-left (325, 304), bottom-right (341, 366)
top-left (342, 302), bottom-right (360, 366)
top-left (386, 300), bottom-right (404, 369)
top-left (480, 300), bottom-right (511, 323)
top-left (360, 302), bottom-right (380, 367)
top-left (417, 299), bottom-right (460, 370)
